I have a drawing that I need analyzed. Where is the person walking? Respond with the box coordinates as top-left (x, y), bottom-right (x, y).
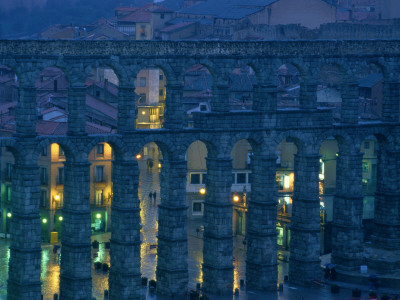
top-left (153, 191), bottom-right (157, 204)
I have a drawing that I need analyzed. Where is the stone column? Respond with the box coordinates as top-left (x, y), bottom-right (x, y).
top-left (289, 154), bottom-right (321, 285)
top-left (7, 164), bottom-right (41, 300)
top-left (300, 79), bottom-right (318, 110)
top-left (68, 86), bottom-right (87, 136)
top-left (340, 81), bottom-right (359, 124)
top-left (117, 86), bottom-right (136, 132)
top-left (246, 155), bottom-right (277, 290)
top-left (164, 84), bottom-right (184, 129)
top-left (371, 150), bottom-right (400, 248)
top-left (16, 86), bottom-right (37, 137)
top-left (109, 160), bottom-right (141, 299)
top-left (60, 161), bottom-right (92, 300)
top-left (202, 157), bottom-right (233, 294)
top-left (331, 152), bottom-right (364, 270)
top-left (211, 84), bottom-right (230, 113)
top-left (253, 83), bottom-right (277, 112)
top-left (156, 159), bottom-right (188, 296)
top-left (382, 81), bottom-right (400, 122)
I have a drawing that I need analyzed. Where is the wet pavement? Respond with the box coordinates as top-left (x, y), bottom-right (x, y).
top-left (0, 150), bottom-right (399, 299)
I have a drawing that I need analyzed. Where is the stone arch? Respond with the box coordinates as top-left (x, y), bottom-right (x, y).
top-left (35, 137), bottom-right (82, 163)
top-left (183, 134), bottom-right (218, 160)
top-left (84, 135), bottom-right (128, 161)
top-left (315, 130), bottom-right (355, 154)
top-left (272, 131), bottom-right (308, 154)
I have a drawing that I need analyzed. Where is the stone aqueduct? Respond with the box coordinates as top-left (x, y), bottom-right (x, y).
top-left (0, 40), bottom-right (399, 299)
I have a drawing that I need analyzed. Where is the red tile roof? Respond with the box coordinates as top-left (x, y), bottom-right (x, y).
top-left (160, 22), bottom-right (195, 33)
top-left (86, 94), bottom-right (117, 120)
top-left (36, 120), bottom-right (113, 135)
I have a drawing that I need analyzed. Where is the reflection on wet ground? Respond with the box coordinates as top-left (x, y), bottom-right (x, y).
top-left (0, 154), bottom-right (376, 300)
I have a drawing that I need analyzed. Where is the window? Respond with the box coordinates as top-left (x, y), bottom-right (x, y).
top-left (200, 104), bottom-right (207, 111)
top-left (159, 89), bottom-right (164, 97)
top-left (40, 190), bottom-right (47, 208)
top-left (201, 174), bottom-right (206, 184)
top-left (192, 201), bottom-right (204, 216)
top-left (161, 13), bottom-right (165, 19)
top-left (96, 144), bottom-right (104, 155)
top-left (5, 185), bottom-right (11, 202)
top-left (362, 162), bottom-right (369, 173)
top-left (95, 165), bottom-right (105, 182)
top-left (190, 173), bottom-right (201, 184)
top-left (40, 167), bottom-right (47, 185)
top-left (57, 167), bottom-right (64, 185)
top-left (42, 147), bottom-right (47, 156)
top-left (236, 173), bottom-right (246, 184)
top-left (159, 74), bottom-right (163, 80)
top-left (96, 91), bottom-right (100, 97)
top-left (55, 193), bottom-right (64, 208)
top-left (59, 147), bottom-right (65, 156)
top-left (364, 141), bottom-right (370, 149)
top-left (139, 77), bottom-right (147, 87)
top-left (95, 189), bottom-right (104, 206)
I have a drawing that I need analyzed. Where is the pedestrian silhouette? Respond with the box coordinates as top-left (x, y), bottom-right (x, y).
top-left (153, 191), bottom-right (157, 204)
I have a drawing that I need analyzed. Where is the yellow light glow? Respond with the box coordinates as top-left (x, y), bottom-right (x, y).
top-left (136, 154), bottom-right (142, 159)
top-left (233, 195), bottom-right (240, 202)
top-left (54, 194), bottom-right (60, 201)
top-left (42, 218), bottom-right (47, 224)
top-left (141, 111), bottom-right (146, 115)
top-left (59, 216), bottom-right (63, 221)
top-left (96, 213), bottom-right (101, 219)
top-left (199, 188), bottom-right (206, 195)
top-left (158, 163), bottom-right (161, 168)
top-left (7, 212), bottom-right (11, 218)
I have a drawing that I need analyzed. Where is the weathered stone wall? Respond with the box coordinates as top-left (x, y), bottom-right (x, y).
top-left (0, 40), bottom-right (398, 299)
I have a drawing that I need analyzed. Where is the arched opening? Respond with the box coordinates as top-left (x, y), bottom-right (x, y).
top-left (319, 137), bottom-right (339, 254)
top-left (361, 135), bottom-right (379, 239)
top-left (137, 142), bottom-right (162, 281)
top-left (88, 142), bottom-right (113, 234)
top-left (183, 64), bottom-right (213, 127)
top-left (36, 67), bottom-right (69, 135)
top-left (356, 64), bottom-right (384, 121)
top-left (135, 67), bottom-right (166, 129)
top-left (0, 145), bottom-right (16, 237)
top-left (185, 140), bottom-right (208, 288)
top-left (229, 66), bottom-right (256, 111)
top-left (230, 139), bottom-right (252, 290)
top-left (84, 66), bottom-right (119, 132)
top-left (275, 138), bottom-right (297, 255)
top-left (317, 65), bottom-right (344, 122)
top-left (276, 64), bottom-right (300, 108)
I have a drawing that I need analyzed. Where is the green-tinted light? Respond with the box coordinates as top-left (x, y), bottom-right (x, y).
top-left (42, 218), bottom-right (47, 224)
top-left (96, 213), bottom-right (101, 219)
top-left (7, 212), bottom-right (11, 218)
top-left (59, 216), bottom-right (63, 221)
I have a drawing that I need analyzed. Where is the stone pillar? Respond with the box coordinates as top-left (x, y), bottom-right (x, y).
top-left (289, 154), bottom-right (321, 285)
top-left (382, 81), bottom-right (400, 122)
top-left (253, 83), bottom-right (277, 112)
top-left (109, 160), bottom-right (141, 299)
top-left (164, 84), bottom-right (184, 129)
top-left (340, 81), bottom-right (359, 124)
top-left (300, 80), bottom-right (318, 110)
top-left (371, 150), bottom-right (400, 248)
top-left (7, 164), bottom-right (41, 300)
top-left (202, 157), bottom-right (233, 294)
top-left (331, 152), bottom-right (364, 270)
top-left (60, 161), bottom-right (92, 300)
top-left (211, 84), bottom-right (230, 113)
top-left (117, 86), bottom-right (136, 132)
top-left (246, 155), bottom-right (277, 290)
top-left (16, 86), bottom-right (37, 137)
top-left (156, 159), bottom-right (188, 296)
top-left (68, 86), bottom-right (87, 136)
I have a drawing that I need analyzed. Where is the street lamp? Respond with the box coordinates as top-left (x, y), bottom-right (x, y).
top-left (7, 212), bottom-right (11, 218)
top-left (96, 213), bottom-right (101, 219)
top-left (199, 188), bottom-right (206, 195)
